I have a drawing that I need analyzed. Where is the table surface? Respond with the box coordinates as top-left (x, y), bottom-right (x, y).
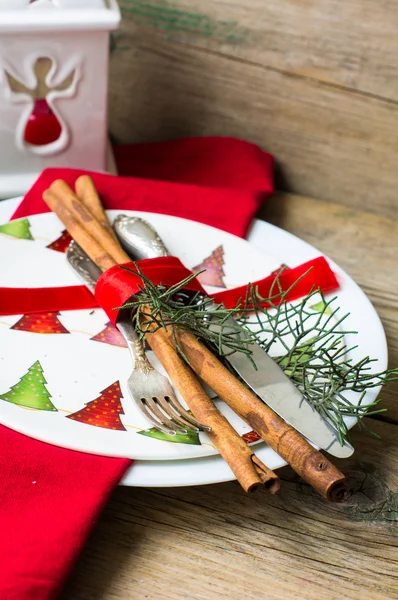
top-left (3, 194), bottom-right (397, 600)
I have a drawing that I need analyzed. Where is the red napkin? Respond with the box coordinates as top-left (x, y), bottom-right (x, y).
top-left (0, 137), bottom-right (274, 600)
top-left (13, 137), bottom-right (274, 238)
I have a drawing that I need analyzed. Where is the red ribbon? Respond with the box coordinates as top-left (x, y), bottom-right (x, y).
top-left (211, 256), bottom-right (340, 309)
top-left (0, 285), bottom-right (96, 316)
top-left (0, 256), bottom-right (340, 321)
top-left (95, 257), bottom-right (206, 325)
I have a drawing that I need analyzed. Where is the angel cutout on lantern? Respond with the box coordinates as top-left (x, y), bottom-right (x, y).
top-left (4, 56), bottom-right (80, 154)
top-left (0, 0), bottom-right (120, 197)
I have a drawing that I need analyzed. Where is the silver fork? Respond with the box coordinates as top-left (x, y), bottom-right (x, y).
top-left (116, 314), bottom-right (210, 435)
top-left (66, 240), bottom-right (210, 436)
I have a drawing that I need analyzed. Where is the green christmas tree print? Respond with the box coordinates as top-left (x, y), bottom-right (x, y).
top-left (0, 218), bottom-right (33, 240)
top-left (138, 427), bottom-right (201, 445)
top-left (0, 360), bottom-right (57, 411)
top-left (310, 300), bottom-right (333, 315)
top-left (137, 407), bottom-right (201, 445)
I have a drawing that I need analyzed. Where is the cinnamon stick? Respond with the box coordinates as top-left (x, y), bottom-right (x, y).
top-left (75, 175), bottom-right (118, 241)
top-left (144, 324), bottom-right (280, 494)
top-left (47, 180), bottom-right (130, 265)
top-left (42, 189), bottom-right (117, 271)
top-left (146, 324), bottom-right (348, 502)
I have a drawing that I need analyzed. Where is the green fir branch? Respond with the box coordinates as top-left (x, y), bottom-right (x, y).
top-left (119, 263), bottom-right (398, 444)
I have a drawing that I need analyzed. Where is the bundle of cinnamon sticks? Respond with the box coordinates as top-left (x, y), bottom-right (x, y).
top-left (43, 177), bottom-right (348, 502)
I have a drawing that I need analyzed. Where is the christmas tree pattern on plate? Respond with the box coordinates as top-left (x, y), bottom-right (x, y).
top-left (0, 360), bottom-right (57, 411)
top-left (90, 322), bottom-right (151, 350)
top-left (138, 427), bottom-right (201, 445)
top-left (310, 299), bottom-right (333, 315)
top-left (46, 230), bottom-right (72, 253)
top-left (270, 263), bottom-right (289, 277)
top-left (11, 312), bottom-right (70, 334)
top-left (138, 409), bottom-right (201, 445)
top-left (242, 430), bottom-right (261, 444)
top-left (67, 381), bottom-right (126, 431)
top-left (192, 245), bottom-right (226, 288)
top-left (0, 218), bottom-right (33, 240)
top-left (90, 322), bottom-right (128, 348)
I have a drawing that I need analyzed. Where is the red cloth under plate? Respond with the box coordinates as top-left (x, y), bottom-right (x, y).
top-left (0, 137), bottom-right (276, 600)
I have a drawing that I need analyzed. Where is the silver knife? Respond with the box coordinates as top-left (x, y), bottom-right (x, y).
top-left (113, 214), bottom-right (354, 459)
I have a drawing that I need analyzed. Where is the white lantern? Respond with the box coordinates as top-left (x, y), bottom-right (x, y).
top-left (0, 0), bottom-right (121, 198)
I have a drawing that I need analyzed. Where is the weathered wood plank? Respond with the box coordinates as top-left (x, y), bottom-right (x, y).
top-left (60, 419), bottom-right (398, 600)
top-left (116, 0), bottom-right (398, 101)
top-left (259, 192), bottom-right (398, 421)
top-left (109, 18), bottom-right (398, 217)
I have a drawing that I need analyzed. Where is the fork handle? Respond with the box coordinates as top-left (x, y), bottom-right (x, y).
top-left (116, 314), bottom-right (153, 376)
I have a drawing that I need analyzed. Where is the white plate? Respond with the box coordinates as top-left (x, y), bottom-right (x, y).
top-left (0, 210), bottom-right (286, 461)
top-left (0, 200), bottom-right (388, 487)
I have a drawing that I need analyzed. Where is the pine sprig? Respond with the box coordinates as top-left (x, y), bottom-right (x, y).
top-left (119, 263), bottom-right (398, 444)
top-left (240, 289), bottom-right (398, 444)
top-left (118, 263), bottom-right (257, 361)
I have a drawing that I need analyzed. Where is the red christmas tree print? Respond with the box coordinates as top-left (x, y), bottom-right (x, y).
top-left (11, 312), bottom-right (69, 334)
top-left (67, 381), bottom-right (126, 431)
top-left (192, 245), bottom-right (226, 288)
top-left (242, 430), bottom-right (261, 444)
top-left (90, 322), bottom-right (151, 350)
top-left (90, 322), bottom-right (128, 348)
top-left (46, 230), bottom-right (72, 253)
top-left (270, 264), bottom-right (289, 277)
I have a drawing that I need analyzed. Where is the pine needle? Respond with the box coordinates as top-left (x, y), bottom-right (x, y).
top-left (118, 263), bottom-right (398, 445)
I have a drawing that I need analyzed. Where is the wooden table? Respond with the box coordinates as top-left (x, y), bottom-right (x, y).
top-left (60, 192), bottom-right (398, 600)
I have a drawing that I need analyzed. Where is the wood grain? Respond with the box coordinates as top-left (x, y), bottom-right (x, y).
top-left (117, 0), bottom-right (398, 101)
top-left (109, 1), bottom-right (398, 216)
top-left (60, 420), bottom-right (398, 600)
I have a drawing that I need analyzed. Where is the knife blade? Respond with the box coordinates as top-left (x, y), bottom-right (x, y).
top-left (113, 214), bottom-right (354, 459)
